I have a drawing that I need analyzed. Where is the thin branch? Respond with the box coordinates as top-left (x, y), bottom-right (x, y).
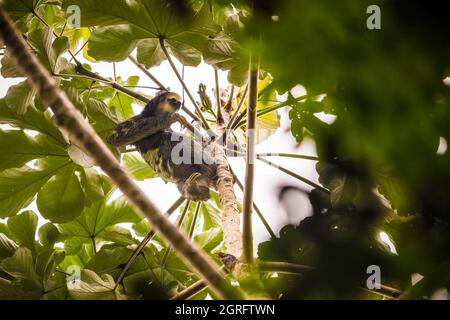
top-left (257, 153), bottom-right (319, 161)
top-left (160, 199), bottom-right (192, 268)
top-left (30, 9), bottom-right (79, 64)
top-left (127, 55), bottom-right (167, 90)
top-left (242, 61), bottom-right (259, 263)
top-left (173, 260), bottom-right (401, 300)
top-left (115, 196), bottom-right (186, 288)
top-left (232, 94), bottom-right (309, 130)
top-left (188, 202), bottom-right (202, 239)
top-left (214, 68), bottom-right (224, 125)
top-left (159, 38), bottom-right (211, 132)
top-left (257, 157), bottom-right (330, 194)
top-left (226, 85), bottom-right (248, 130)
top-left (0, 7), bottom-right (243, 300)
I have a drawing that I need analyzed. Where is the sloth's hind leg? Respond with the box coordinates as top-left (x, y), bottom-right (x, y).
top-left (177, 172), bottom-right (211, 201)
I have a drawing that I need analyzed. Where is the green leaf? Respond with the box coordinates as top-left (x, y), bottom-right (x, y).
top-left (79, 168), bottom-right (106, 206)
top-left (0, 162), bottom-right (69, 218)
top-left (28, 27), bottom-right (69, 74)
top-left (123, 153), bottom-right (156, 180)
top-left (87, 24), bottom-right (148, 62)
top-left (0, 234), bottom-right (17, 259)
top-left (194, 228), bottom-right (223, 253)
top-left (136, 38), bottom-right (165, 68)
top-left (2, 0), bottom-right (36, 21)
top-left (5, 80), bottom-right (36, 115)
top-left (64, 0), bottom-right (219, 64)
top-left (85, 247), bottom-right (132, 276)
top-left (98, 225), bottom-right (137, 246)
top-left (0, 99), bottom-right (66, 145)
top-left (38, 223), bottom-right (60, 247)
top-left (0, 130), bottom-right (67, 171)
top-left (1, 50), bottom-right (26, 77)
top-left (59, 197), bottom-right (141, 249)
top-left (110, 76), bottom-right (140, 119)
top-left (68, 269), bottom-right (127, 300)
top-left (7, 211), bottom-right (38, 253)
top-left (0, 247), bottom-right (42, 292)
top-left (37, 163), bottom-right (85, 223)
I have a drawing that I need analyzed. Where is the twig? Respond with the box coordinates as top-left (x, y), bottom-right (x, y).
top-left (214, 68), bottom-right (224, 124)
top-left (232, 94), bottom-right (309, 130)
top-left (160, 199), bottom-right (192, 268)
top-left (0, 6), bottom-right (243, 300)
top-left (232, 169), bottom-right (276, 239)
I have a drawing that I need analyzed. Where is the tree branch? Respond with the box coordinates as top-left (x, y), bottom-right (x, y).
top-left (232, 169), bottom-right (276, 239)
top-left (242, 61), bottom-right (259, 263)
top-left (257, 157), bottom-right (330, 194)
top-left (127, 55), bottom-right (167, 90)
top-left (0, 6), bottom-right (243, 300)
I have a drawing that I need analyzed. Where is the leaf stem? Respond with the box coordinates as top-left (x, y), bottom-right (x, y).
top-left (232, 94), bottom-right (309, 130)
top-left (114, 196), bottom-right (186, 289)
top-left (257, 157), bottom-right (330, 194)
top-left (226, 85), bottom-right (248, 130)
top-left (127, 55), bottom-right (167, 90)
top-left (160, 199), bottom-right (191, 268)
top-left (159, 38), bottom-right (211, 132)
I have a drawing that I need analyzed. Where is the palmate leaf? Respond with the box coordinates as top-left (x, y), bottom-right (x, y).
top-left (58, 197), bottom-right (141, 254)
top-left (203, 13), bottom-right (248, 86)
top-left (7, 211), bottom-right (38, 254)
top-left (0, 99), bottom-right (66, 145)
top-left (85, 247), bottom-right (133, 278)
top-left (0, 160), bottom-right (71, 218)
top-left (2, 28), bottom-right (70, 114)
top-left (63, 0), bottom-right (220, 66)
top-left (0, 130), bottom-right (67, 171)
top-left (4, 81), bottom-right (36, 115)
top-left (110, 75), bottom-right (141, 119)
top-left (123, 153), bottom-right (157, 181)
top-left (0, 247), bottom-right (67, 300)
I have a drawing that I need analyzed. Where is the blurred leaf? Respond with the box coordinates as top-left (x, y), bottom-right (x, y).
top-left (38, 223), bottom-right (60, 247)
top-left (7, 211), bottom-right (38, 253)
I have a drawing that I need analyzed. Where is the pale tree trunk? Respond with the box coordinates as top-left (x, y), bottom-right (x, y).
top-left (0, 6), bottom-right (243, 300)
top-left (212, 87), bottom-right (243, 259)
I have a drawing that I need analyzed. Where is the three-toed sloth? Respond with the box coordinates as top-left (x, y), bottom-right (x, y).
top-left (107, 92), bottom-right (217, 201)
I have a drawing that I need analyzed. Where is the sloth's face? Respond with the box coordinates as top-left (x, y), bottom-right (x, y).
top-left (159, 92), bottom-right (182, 113)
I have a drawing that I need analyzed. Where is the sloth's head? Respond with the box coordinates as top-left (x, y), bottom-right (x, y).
top-left (142, 91), bottom-right (182, 117)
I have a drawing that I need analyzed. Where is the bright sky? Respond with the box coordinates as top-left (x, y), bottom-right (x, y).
top-left (0, 51), bottom-right (320, 252)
